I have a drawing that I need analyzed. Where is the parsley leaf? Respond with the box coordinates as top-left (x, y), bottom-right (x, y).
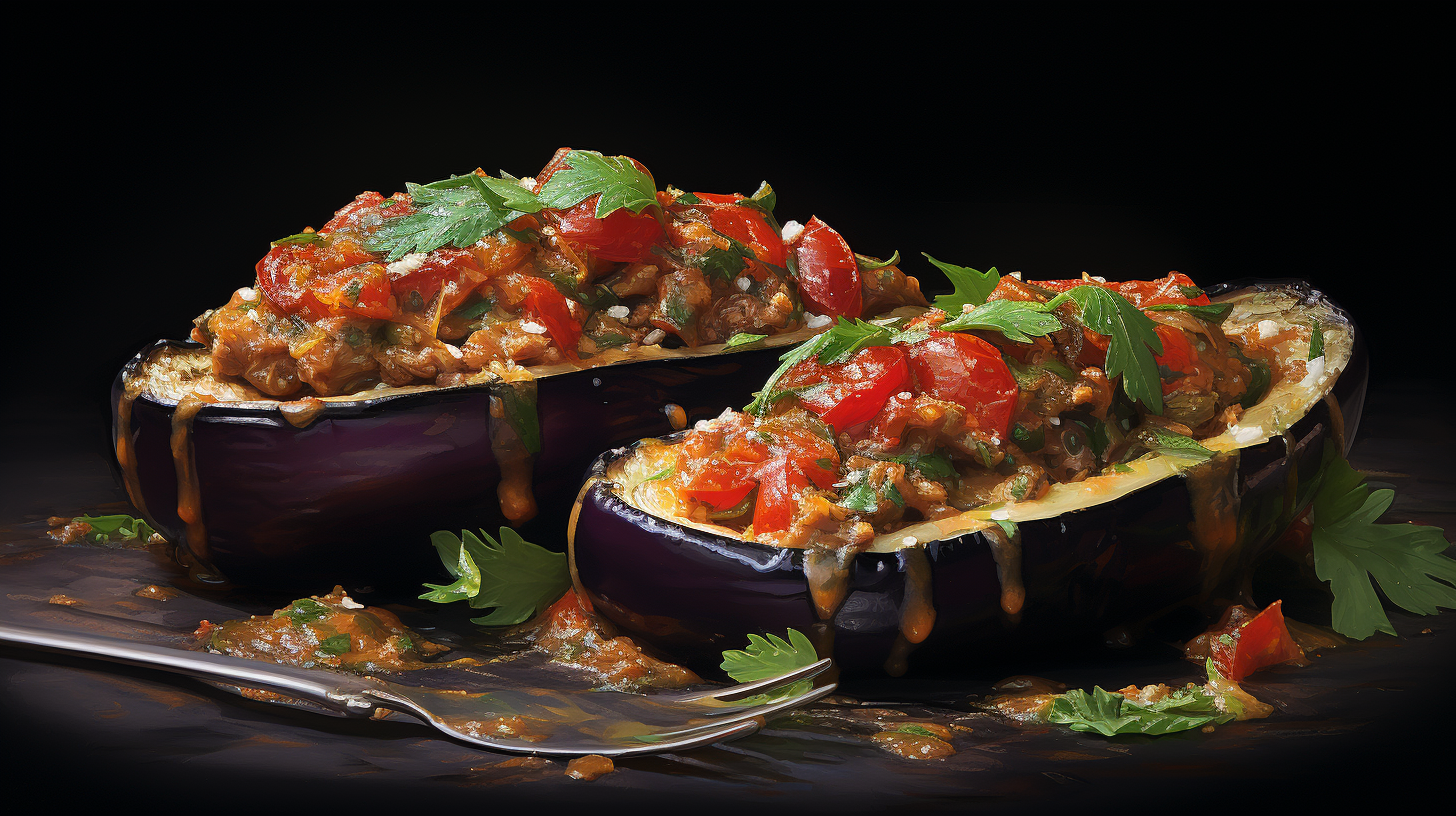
top-left (315, 634), bottom-right (353, 656)
top-left (696, 244), bottom-right (753, 281)
top-left (366, 174), bottom-right (542, 262)
top-left (924, 254), bottom-right (999, 313)
top-left (1047, 686), bottom-right (1232, 736)
top-left (840, 480), bottom-right (880, 513)
top-left (1143, 302), bottom-right (1235, 322)
top-left (1046, 286), bottom-right (1165, 413)
top-left (277, 597), bottom-right (333, 626)
top-left (720, 629), bottom-right (817, 682)
top-left (535, 150), bottom-right (658, 218)
top-left (1308, 448), bottom-right (1456, 639)
top-left (940, 298), bottom-right (1064, 342)
top-left (889, 452), bottom-right (958, 481)
top-left (419, 528), bottom-right (570, 626)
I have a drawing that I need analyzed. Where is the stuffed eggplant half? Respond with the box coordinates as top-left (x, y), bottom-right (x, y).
top-left (570, 277), bottom-right (1367, 673)
top-left (112, 149), bottom-right (925, 587)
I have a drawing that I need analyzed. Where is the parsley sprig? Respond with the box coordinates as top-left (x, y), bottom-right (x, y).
top-left (535, 150), bottom-right (658, 218)
top-left (719, 628), bottom-right (818, 703)
top-left (1043, 286), bottom-right (1166, 413)
top-left (1305, 445), bottom-right (1456, 639)
top-left (365, 174), bottom-right (543, 262)
top-left (745, 318), bottom-right (896, 415)
top-left (924, 254), bottom-right (999, 313)
top-left (1047, 685), bottom-right (1234, 736)
top-left (940, 298), bottom-right (1065, 342)
top-left (419, 527), bottom-right (570, 626)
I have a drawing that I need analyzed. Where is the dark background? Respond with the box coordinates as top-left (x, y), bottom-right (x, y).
top-left (2, 6), bottom-right (1449, 812)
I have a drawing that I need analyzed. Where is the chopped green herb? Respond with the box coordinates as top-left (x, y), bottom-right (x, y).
top-left (855, 250), bottom-right (901, 271)
top-left (316, 634), bottom-right (352, 656)
top-left (975, 441), bottom-right (997, 469)
top-left (643, 467), bottom-right (675, 482)
top-left (895, 724), bottom-right (941, 738)
top-left (1140, 426), bottom-right (1215, 461)
top-left (451, 296), bottom-right (496, 321)
top-left (278, 597), bottom-right (332, 626)
top-left (885, 482), bottom-right (906, 508)
top-left (889, 452), bottom-right (958, 481)
top-left (1143, 302), bottom-right (1235, 322)
top-left (840, 480), bottom-right (880, 513)
top-left (1011, 424), bottom-right (1046, 452)
top-left (1178, 284), bottom-right (1205, 299)
top-left (1047, 685), bottom-right (1232, 737)
top-left (697, 244), bottom-right (754, 281)
top-left (592, 332), bottom-right (630, 349)
top-left (73, 514), bottom-right (157, 544)
top-left (272, 232), bottom-right (325, 247)
top-left (1009, 474), bottom-right (1030, 501)
top-left (1309, 321), bottom-right (1325, 360)
top-left (941, 298), bottom-right (1064, 342)
top-left (725, 332), bottom-right (768, 348)
top-left (924, 255), bottom-right (1000, 314)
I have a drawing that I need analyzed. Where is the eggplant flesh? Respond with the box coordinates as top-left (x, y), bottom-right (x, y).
top-left (569, 281), bottom-right (1369, 673)
top-left (109, 315), bottom-right (912, 590)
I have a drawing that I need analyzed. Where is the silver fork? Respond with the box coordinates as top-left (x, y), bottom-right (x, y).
top-left (0, 620), bottom-right (833, 757)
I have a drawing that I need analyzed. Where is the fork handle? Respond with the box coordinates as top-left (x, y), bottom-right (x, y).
top-left (0, 620), bottom-right (386, 717)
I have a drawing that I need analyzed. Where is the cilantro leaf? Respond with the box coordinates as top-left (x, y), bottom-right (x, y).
top-left (1046, 286), bottom-right (1165, 413)
top-left (535, 150), bottom-right (658, 218)
top-left (924, 254), bottom-right (1000, 314)
top-left (366, 174), bottom-right (542, 262)
top-left (1047, 686), bottom-right (1232, 737)
top-left (940, 298), bottom-right (1064, 342)
top-left (419, 528), bottom-right (570, 626)
top-left (1308, 450), bottom-right (1456, 639)
top-left (720, 629), bottom-right (817, 682)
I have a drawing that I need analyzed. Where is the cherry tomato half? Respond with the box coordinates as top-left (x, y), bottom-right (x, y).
top-left (1211, 600), bottom-right (1305, 681)
top-left (905, 332), bottom-right (1019, 437)
top-left (1153, 324), bottom-right (1196, 394)
top-left (790, 217), bottom-right (863, 319)
top-left (515, 275), bottom-right (582, 358)
top-left (778, 345), bottom-right (911, 431)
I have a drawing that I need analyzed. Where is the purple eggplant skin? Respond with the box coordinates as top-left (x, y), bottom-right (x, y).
top-left (571, 282), bottom-right (1369, 673)
top-left (110, 340), bottom-right (792, 590)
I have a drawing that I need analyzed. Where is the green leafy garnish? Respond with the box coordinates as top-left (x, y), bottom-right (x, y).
top-left (643, 467), bottom-right (675, 482)
top-left (720, 629), bottom-right (817, 682)
top-left (73, 514), bottom-right (158, 544)
top-left (924, 254), bottom-right (999, 314)
top-left (1307, 447), bottom-right (1456, 639)
top-left (1011, 423), bottom-right (1046, 452)
top-left (278, 597), bottom-right (332, 626)
top-left (1139, 426), bottom-right (1215, 461)
top-left (1047, 686), bottom-right (1233, 736)
top-left (855, 250), bottom-right (901, 271)
top-left (535, 150), bottom-right (658, 219)
top-left (419, 528), bottom-right (571, 626)
top-left (840, 480), bottom-right (880, 513)
top-left (450, 296), bottom-right (496, 322)
top-left (895, 724), bottom-right (942, 738)
top-left (272, 232), bottom-right (325, 247)
top-left (697, 243), bottom-right (754, 281)
top-left (1044, 286), bottom-right (1165, 413)
top-left (735, 181), bottom-right (781, 232)
top-left (1143, 302), bottom-right (1235, 322)
top-left (1309, 321), bottom-right (1325, 360)
top-left (940, 298), bottom-right (1064, 342)
top-left (885, 482), bottom-right (906, 508)
top-left (1229, 344), bottom-right (1272, 409)
top-left (889, 452), bottom-right (958, 481)
top-left (365, 174), bottom-right (543, 261)
top-left (592, 332), bottom-right (630, 349)
top-left (316, 634), bottom-right (353, 656)
top-left (724, 332), bottom-right (768, 348)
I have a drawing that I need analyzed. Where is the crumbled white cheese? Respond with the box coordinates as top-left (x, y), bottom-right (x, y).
top-left (606, 305), bottom-right (631, 320)
top-left (520, 320), bottom-right (549, 335)
top-left (901, 536), bottom-right (918, 547)
top-left (847, 470), bottom-right (866, 483)
top-left (1010, 271), bottom-right (1023, 280)
top-left (1257, 319), bottom-right (1279, 339)
top-left (643, 329), bottom-right (667, 345)
top-left (386, 253), bottom-right (428, 280)
top-left (246, 309), bottom-right (261, 323)
top-left (1299, 355), bottom-right (1326, 389)
top-left (898, 391), bottom-right (913, 399)
top-left (444, 344), bottom-right (464, 359)
top-left (780, 219), bottom-right (805, 244)
top-left (990, 508), bottom-right (1010, 520)
top-left (339, 595), bottom-right (364, 610)
top-left (518, 176), bottom-right (537, 191)
top-left (1228, 424), bottom-right (1264, 444)
top-left (237, 287), bottom-right (258, 302)
top-left (805, 313), bottom-right (833, 329)
top-left (735, 277), bottom-right (752, 291)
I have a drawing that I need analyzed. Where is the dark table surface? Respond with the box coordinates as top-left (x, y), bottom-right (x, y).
top-left (1, 383), bottom-right (1452, 814)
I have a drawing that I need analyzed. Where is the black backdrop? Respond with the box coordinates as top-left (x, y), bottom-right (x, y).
top-left (1, 6), bottom-right (1450, 812)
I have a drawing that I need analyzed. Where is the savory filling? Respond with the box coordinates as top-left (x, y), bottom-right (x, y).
top-left (192, 148), bottom-right (926, 398)
top-left (626, 272), bottom-right (1301, 551)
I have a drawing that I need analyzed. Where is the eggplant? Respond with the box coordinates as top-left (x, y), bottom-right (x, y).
top-left (568, 281), bottom-right (1369, 673)
top-left (109, 319), bottom-right (901, 590)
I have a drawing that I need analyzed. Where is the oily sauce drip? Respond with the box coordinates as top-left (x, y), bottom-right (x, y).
top-left (898, 548), bottom-right (936, 643)
top-left (1323, 392), bottom-right (1347, 454)
top-left (983, 523), bottom-right (1025, 621)
top-left (170, 392), bottom-right (216, 569)
top-left (114, 380), bottom-right (150, 521)
top-left (1185, 451), bottom-right (1242, 596)
top-left (487, 377), bottom-right (539, 524)
top-left (802, 547), bottom-right (852, 621)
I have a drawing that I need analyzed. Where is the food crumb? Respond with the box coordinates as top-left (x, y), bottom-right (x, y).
top-left (134, 585), bottom-right (179, 601)
top-left (1420, 628), bottom-right (1433, 635)
top-left (496, 757), bottom-right (553, 770)
top-left (565, 754), bottom-right (615, 781)
top-left (46, 594), bottom-right (82, 606)
top-left (1201, 724), bottom-right (1216, 733)
top-left (871, 731), bottom-right (956, 759)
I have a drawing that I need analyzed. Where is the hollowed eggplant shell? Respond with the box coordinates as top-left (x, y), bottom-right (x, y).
top-left (569, 281), bottom-right (1369, 672)
top-left (111, 340), bottom-right (794, 589)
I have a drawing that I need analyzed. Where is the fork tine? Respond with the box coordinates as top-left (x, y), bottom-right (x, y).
top-left (605, 718), bottom-right (762, 758)
top-left (663, 657), bottom-right (835, 704)
top-left (641, 682), bottom-right (838, 741)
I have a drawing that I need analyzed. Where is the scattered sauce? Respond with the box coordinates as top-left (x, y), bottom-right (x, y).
top-left (871, 729), bottom-right (956, 759)
top-left (565, 754), bottom-right (615, 780)
top-left (523, 590), bottom-right (700, 691)
top-left (203, 586), bottom-right (451, 673)
top-left (113, 379), bottom-right (151, 522)
top-left (134, 584), bottom-right (179, 601)
top-left (983, 676), bottom-right (1066, 723)
top-left (454, 716), bottom-right (551, 743)
top-left (46, 594), bottom-right (82, 607)
top-left (982, 522), bottom-right (1025, 619)
top-left (663, 403), bottom-right (688, 431)
top-left (1185, 451), bottom-right (1242, 596)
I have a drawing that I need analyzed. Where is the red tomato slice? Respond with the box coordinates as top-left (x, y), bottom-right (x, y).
top-left (790, 217), bottom-right (863, 319)
top-left (1211, 600), bottom-right (1305, 681)
top-left (517, 276), bottom-right (582, 358)
top-left (1153, 324), bottom-right (1196, 394)
top-left (537, 148), bottom-right (665, 263)
top-left (682, 462), bottom-right (758, 510)
top-left (905, 332), bottom-right (1019, 437)
top-left (256, 245), bottom-right (320, 316)
top-left (752, 458), bottom-right (812, 534)
top-left (389, 247), bottom-right (485, 315)
top-left (778, 345), bottom-right (911, 431)
top-left (684, 194), bottom-right (787, 267)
